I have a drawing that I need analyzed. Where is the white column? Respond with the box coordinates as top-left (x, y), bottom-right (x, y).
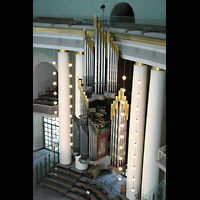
top-left (141, 67), bottom-right (166, 197)
top-left (75, 51), bottom-right (84, 118)
top-left (58, 49), bottom-right (72, 165)
top-left (126, 63), bottom-right (148, 200)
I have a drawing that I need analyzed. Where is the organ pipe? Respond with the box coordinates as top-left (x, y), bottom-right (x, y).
top-left (110, 88), bottom-right (129, 170)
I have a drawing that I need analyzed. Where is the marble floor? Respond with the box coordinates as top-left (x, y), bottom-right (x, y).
top-left (33, 149), bottom-right (127, 200)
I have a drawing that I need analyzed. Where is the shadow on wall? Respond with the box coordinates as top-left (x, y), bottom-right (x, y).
top-left (110, 2), bottom-right (135, 23)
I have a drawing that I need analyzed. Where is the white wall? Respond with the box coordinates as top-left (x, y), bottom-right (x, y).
top-left (33, 55), bottom-right (58, 99)
top-left (33, 113), bottom-right (44, 150)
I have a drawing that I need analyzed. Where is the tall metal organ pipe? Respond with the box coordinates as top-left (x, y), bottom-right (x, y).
top-left (110, 88), bottom-right (129, 170)
top-left (94, 17), bottom-right (98, 94)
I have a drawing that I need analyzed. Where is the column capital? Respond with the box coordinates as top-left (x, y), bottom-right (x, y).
top-left (152, 66), bottom-right (165, 71)
top-left (135, 62), bottom-right (145, 66)
top-left (58, 49), bottom-right (69, 53)
top-left (76, 51), bottom-right (84, 55)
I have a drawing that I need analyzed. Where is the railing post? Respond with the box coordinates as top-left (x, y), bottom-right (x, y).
top-left (36, 166), bottom-right (38, 184)
top-left (153, 194), bottom-right (154, 200)
top-left (45, 157), bottom-right (47, 178)
top-left (48, 153), bottom-right (50, 169)
top-left (58, 142), bottom-right (60, 163)
top-left (54, 146), bottom-right (55, 165)
top-left (40, 162), bottom-right (42, 181)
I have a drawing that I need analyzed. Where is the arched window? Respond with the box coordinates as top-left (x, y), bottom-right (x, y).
top-left (110, 2), bottom-right (135, 23)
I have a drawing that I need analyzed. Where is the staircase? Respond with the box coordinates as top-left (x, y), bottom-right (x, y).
top-left (38, 163), bottom-right (115, 200)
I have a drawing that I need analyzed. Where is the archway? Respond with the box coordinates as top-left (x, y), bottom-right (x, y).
top-left (110, 2), bottom-right (135, 23)
top-left (33, 61), bottom-right (58, 99)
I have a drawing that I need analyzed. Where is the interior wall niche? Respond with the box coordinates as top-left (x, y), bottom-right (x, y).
top-left (110, 2), bottom-right (135, 23)
top-left (33, 62), bottom-right (58, 99)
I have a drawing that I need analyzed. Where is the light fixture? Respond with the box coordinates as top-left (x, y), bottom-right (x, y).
top-left (69, 74), bottom-right (72, 78)
top-left (69, 105), bottom-right (73, 108)
top-left (136, 93), bottom-right (140, 98)
top-left (134, 143), bottom-right (137, 147)
top-left (136, 106), bottom-right (139, 111)
top-left (52, 61), bottom-right (56, 65)
top-left (131, 188), bottom-right (135, 192)
top-left (121, 100), bottom-right (125, 104)
top-left (119, 146), bottom-right (123, 149)
top-left (70, 124), bottom-right (73, 128)
top-left (121, 112), bottom-right (125, 116)
top-left (118, 176), bottom-right (122, 181)
top-left (54, 91), bottom-right (57, 95)
top-left (135, 119), bottom-right (139, 123)
top-left (122, 75), bottom-right (126, 80)
top-left (53, 71), bottom-right (56, 75)
top-left (70, 133), bottom-right (73, 137)
top-left (86, 191), bottom-right (90, 195)
top-left (120, 135), bottom-right (124, 138)
top-left (54, 101), bottom-right (57, 105)
top-left (120, 124), bottom-right (124, 128)
top-left (132, 177), bottom-right (135, 181)
top-left (55, 146), bottom-right (58, 150)
top-left (133, 154), bottom-right (136, 159)
top-left (137, 80), bottom-right (141, 85)
top-left (70, 114), bottom-right (72, 118)
top-left (133, 166), bottom-right (136, 170)
top-left (134, 131), bottom-right (138, 135)
top-left (121, 88), bottom-right (126, 92)
top-left (69, 85), bottom-right (72, 88)
top-left (69, 63), bottom-right (72, 67)
top-left (119, 156), bottom-right (123, 160)
top-left (53, 82), bottom-right (57, 86)
top-left (119, 167), bottom-right (122, 170)
top-left (69, 95), bottom-right (73, 98)
top-left (54, 111), bottom-right (57, 114)
top-left (70, 142), bottom-right (73, 146)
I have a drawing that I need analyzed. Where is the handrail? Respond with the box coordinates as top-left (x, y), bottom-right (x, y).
top-left (35, 151), bottom-right (59, 185)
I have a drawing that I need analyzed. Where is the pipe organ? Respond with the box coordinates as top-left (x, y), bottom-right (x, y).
top-left (72, 14), bottom-right (129, 173)
top-left (109, 88), bottom-right (129, 172)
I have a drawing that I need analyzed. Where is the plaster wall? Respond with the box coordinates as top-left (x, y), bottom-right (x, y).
top-left (33, 0), bottom-right (166, 22)
top-left (33, 113), bottom-right (44, 150)
top-left (33, 58), bottom-right (57, 99)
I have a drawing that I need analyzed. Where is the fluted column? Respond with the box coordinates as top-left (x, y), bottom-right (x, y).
top-left (141, 67), bottom-right (166, 197)
top-left (58, 49), bottom-right (72, 165)
top-left (126, 63), bottom-right (148, 199)
top-left (75, 51), bottom-right (84, 118)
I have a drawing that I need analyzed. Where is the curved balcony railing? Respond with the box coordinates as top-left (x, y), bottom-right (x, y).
top-left (156, 145), bottom-right (166, 172)
top-left (33, 13), bottom-right (166, 33)
top-left (33, 104), bottom-right (58, 116)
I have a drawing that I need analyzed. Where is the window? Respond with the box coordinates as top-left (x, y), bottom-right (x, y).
top-left (43, 117), bottom-right (59, 152)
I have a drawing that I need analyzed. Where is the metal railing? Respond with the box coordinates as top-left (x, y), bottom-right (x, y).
top-left (141, 177), bottom-right (166, 200)
top-left (35, 151), bottom-right (59, 185)
top-left (33, 104), bottom-right (58, 116)
top-left (156, 146), bottom-right (166, 171)
top-left (33, 13), bottom-right (166, 31)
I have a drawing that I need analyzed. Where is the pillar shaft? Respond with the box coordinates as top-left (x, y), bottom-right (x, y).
top-left (75, 52), bottom-right (84, 118)
top-left (58, 50), bottom-right (72, 165)
top-left (141, 68), bottom-right (166, 197)
top-left (126, 64), bottom-right (148, 200)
